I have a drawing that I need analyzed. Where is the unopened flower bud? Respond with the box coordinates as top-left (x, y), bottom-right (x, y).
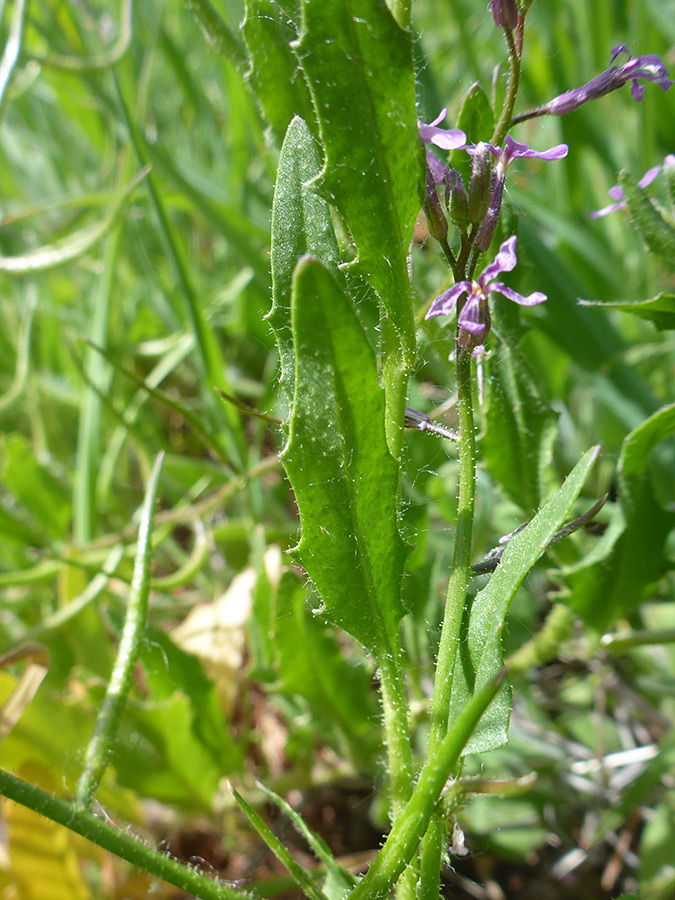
top-left (490, 0), bottom-right (518, 29)
top-left (545, 46), bottom-right (672, 115)
top-left (458, 301), bottom-right (491, 350)
top-left (468, 142), bottom-right (493, 224)
top-left (446, 169), bottom-right (469, 228)
top-left (424, 169), bottom-right (448, 241)
top-left (475, 173), bottom-right (505, 250)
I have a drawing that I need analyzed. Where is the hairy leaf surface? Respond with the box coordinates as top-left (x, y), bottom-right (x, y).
top-left (269, 116), bottom-right (341, 405)
top-left (297, 0), bottom-right (424, 366)
top-left (282, 257), bottom-right (407, 656)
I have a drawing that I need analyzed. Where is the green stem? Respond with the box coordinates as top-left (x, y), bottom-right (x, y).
top-left (601, 627), bottom-right (675, 653)
top-left (74, 227), bottom-right (122, 545)
top-left (350, 669), bottom-right (508, 900)
top-left (0, 769), bottom-right (249, 900)
top-left (419, 345), bottom-right (476, 897)
top-left (378, 648), bottom-right (417, 900)
top-left (76, 453), bottom-right (164, 807)
top-left (381, 317), bottom-right (411, 461)
top-left (491, 22), bottom-right (522, 147)
top-left (378, 650), bottom-right (414, 816)
top-left (429, 348), bottom-right (476, 745)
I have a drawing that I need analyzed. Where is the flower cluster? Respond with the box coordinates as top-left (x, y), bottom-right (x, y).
top-left (420, 114), bottom-right (567, 250)
top-left (418, 40), bottom-right (673, 353)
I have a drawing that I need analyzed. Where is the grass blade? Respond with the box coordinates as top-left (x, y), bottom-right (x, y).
top-left (76, 452), bottom-right (164, 807)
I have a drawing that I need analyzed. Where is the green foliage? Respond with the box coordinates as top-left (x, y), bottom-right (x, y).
top-left (482, 334), bottom-right (558, 514)
top-left (580, 292), bottom-right (675, 331)
top-left (274, 571), bottom-right (378, 759)
top-left (1, 0), bottom-right (675, 897)
top-left (619, 169), bottom-right (675, 263)
top-left (282, 258), bottom-right (407, 657)
top-left (561, 405), bottom-right (675, 630)
top-left (242, 0), bottom-right (316, 143)
top-left (297, 0), bottom-right (424, 369)
top-left (449, 446), bottom-right (599, 754)
top-left (269, 116), bottom-right (341, 405)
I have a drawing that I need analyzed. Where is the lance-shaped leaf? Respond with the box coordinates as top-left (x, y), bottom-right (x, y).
top-left (580, 294), bottom-right (675, 332)
top-left (483, 337), bottom-right (558, 515)
top-left (268, 116), bottom-right (341, 405)
top-left (563, 405), bottom-right (675, 630)
top-left (242, 0), bottom-right (316, 143)
top-left (296, 0), bottom-right (424, 367)
top-left (282, 257), bottom-right (407, 657)
top-left (449, 446), bottom-right (600, 754)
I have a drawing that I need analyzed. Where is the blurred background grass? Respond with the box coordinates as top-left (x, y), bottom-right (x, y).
top-left (0, 1), bottom-right (674, 897)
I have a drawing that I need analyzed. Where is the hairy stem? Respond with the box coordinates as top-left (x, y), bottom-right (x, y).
top-left (0, 769), bottom-right (249, 900)
top-left (350, 669), bottom-right (508, 900)
top-left (491, 21), bottom-right (523, 146)
top-left (379, 648), bottom-right (417, 900)
top-left (379, 650), bottom-right (414, 817)
top-left (418, 344), bottom-right (476, 897)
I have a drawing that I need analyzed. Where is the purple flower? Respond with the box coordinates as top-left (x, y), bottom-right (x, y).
top-left (590, 154), bottom-right (675, 218)
top-left (466, 137), bottom-right (568, 249)
top-left (490, 0), bottom-right (518, 29)
top-left (545, 46), bottom-right (673, 115)
top-left (419, 110), bottom-right (467, 184)
top-left (470, 135), bottom-right (569, 175)
top-left (425, 236), bottom-right (547, 349)
top-left (419, 109), bottom-right (467, 151)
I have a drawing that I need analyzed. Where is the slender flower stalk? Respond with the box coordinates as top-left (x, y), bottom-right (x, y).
top-left (492, 19), bottom-right (523, 147)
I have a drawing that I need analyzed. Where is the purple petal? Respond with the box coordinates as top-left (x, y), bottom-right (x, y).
top-left (428, 128), bottom-right (467, 151)
top-left (457, 295), bottom-right (485, 333)
top-left (611, 44), bottom-right (629, 63)
top-left (630, 80), bottom-right (646, 102)
top-left (426, 282), bottom-right (470, 319)
top-left (546, 49), bottom-right (673, 115)
top-left (479, 235), bottom-right (518, 286)
top-left (501, 135), bottom-right (569, 169)
top-left (419, 110), bottom-right (467, 150)
top-left (589, 200), bottom-right (626, 219)
top-left (590, 158), bottom-right (671, 218)
top-left (465, 142), bottom-right (499, 159)
top-left (638, 163), bottom-right (666, 188)
top-left (621, 55), bottom-right (674, 93)
top-left (490, 283), bottom-right (548, 306)
top-left (429, 108), bottom-right (448, 128)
